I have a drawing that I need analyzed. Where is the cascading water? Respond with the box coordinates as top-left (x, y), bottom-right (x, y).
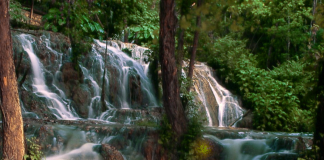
top-left (18, 34), bottom-right (78, 120)
top-left (10, 31), bottom-right (312, 160)
top-left (191, 62), bottom-right (244, 127)
top-left (94, 40), bottom-right (158, 108)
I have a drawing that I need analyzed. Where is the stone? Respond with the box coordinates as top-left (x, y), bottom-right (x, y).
top-left (100, 144), bottom-right (124, 160)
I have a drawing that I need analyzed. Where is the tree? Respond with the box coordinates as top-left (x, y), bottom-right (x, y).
top-left (314, 60), bottom-right (324, 159)
top-left (187, 0), bottom-right (204, 91)
top-left (0, 0), bottom-right (25, 159)
top-left (176, 0), bottom-right (195, 85)
top-left (159, 0), bottom-right (188, 140)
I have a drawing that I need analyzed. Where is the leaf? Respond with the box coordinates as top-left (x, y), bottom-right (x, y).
top-left (81, 24), bottom-right (88, 32)
top-left (132, 27), bottom-right (141, 32)
top-left (150, 30), bottom-right (154, 39)
top-left (51, 25), bottom-right (58, 32)
top-left (49, 8), bottom-right (60, 14)
top-left (88, 23), bottom-right (95, 32)
top-left (129, 32), bottom-right (134, 38)
top-left (93, 22), bottom-right (104, 33)
top-left (82, 15), bottom-right (89, 23)
top-left (144, 30), bottom-right (149, 39)
top-left (58, 19), bottom-right (66, 26)
top-left (44, 23), bottom-right (50, 30)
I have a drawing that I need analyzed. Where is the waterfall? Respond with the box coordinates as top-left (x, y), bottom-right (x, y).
top-left (12, 32), bottom-right (312, 160)
top-left (18, 34), bottom-right (78, 120)
top-left (192, 63), bottom-right (244, 127)
top-left (16, 33), bottom-right (159, 123)
top-left (94, 40), bottom-right (158, 108)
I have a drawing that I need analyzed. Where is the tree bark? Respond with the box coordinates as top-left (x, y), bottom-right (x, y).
top-left (29, 0), bottom-right (34, 25)
top-left (187, 0), bottom-right (203, 91)
top-left (176, 28), bottom-right (184, 86)
top-left (314, 60), bottom-right (324, 160)
top-left (124, 19), bottom-right (128, 43)
top-left (159, 0), bottom-right (187, 137)
top-left (0, 0), bottom-right (25, 159)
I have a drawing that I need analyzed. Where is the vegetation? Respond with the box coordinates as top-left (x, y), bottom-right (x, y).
top-left (24, 137), bottom-right (44, 160)
top-left (6, 0), bottom-right (324, 159)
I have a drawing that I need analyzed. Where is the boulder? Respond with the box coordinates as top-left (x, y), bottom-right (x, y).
top-left (100, 144), bottom-right (124, 160)
top-left (235, 112), bottom-right (253, 129)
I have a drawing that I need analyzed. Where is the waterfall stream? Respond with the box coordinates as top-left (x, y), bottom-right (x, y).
top-left (192, 63), bottom-right (244, 127)
top-left (10, 32), bottom-right (312, 160)
top-left (18, 34), bottom-right (78, 120)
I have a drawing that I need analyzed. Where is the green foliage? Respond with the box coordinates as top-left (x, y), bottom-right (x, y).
top-left (127, 0), bottom-right (159, 46)
top-left (205, 35), bottom-right (317, 132)
top-left (43, 1), bottom-right (104, 36)
top-left (43, 0), bottom-right (103, 65)
top-left (24, 137), bottom-right (44, 160)
top-left (122, 48), bottom-right (132, 57)
top-left (9, 0), bottom-right (29, 23)
top-left (228, 0), bottom-right (313, 68)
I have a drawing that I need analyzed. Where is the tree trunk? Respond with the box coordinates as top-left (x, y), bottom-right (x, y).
top-left (124, 19), bottom-right (128, 43)
top-left (29, 0), bottom-right (34, 25)
top-left (187, 0), bottom-right (203, 91)
top-left (159, 0), bottom-right (187, 137)
top-left (176, 28), bottom-right (185, 86)
top-left (0, 0), bottom-right (25, 159)
top-left (101, 34), bottom-right (109, 112)
top-left (314, 60), bottom-right (324, 160)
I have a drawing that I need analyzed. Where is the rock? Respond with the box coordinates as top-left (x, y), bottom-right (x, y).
top-left (100, 144), bottom-right (124, 160)
top-left (61, 63), bottom-right (83, 84)
top-left (61, 63), bottom-right (91, 118)
top-left (235, 112), bottom-right (253, 129)
top-left (194, 137), bottom-right (224, 160)
top-left (129, 74), bottom-right (142, 109)
top-left (44, 72), bottom-right (54, 86)
top-left (20, 89), bottom-right (56, 119)
top-left (71, 84), bottom-right (91, 118)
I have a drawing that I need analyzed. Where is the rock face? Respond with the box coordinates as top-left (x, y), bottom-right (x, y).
top-left (12, 30), bottom-right (159, 121)
top-left (100, 144), bottom-right (124, 160)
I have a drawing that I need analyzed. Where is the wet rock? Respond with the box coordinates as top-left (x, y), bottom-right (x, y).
top-left (20, 89), bottom-right (56, 119)
top-left (37, 125), bottom-right (56, 155)
top-left (44, 72), bottom-right (54, 86)
top-left (100, 144), bottom-right (124, 160)
top-left (106, 65), bottom-right (122, 107)
top-left (260, 153), bottom-right (298, 160)
top-left (71, 84), bottom-right (91, 118)
top-left (198, 138), bottom-right (224, 160)
top-left (61, 63), bottom-right (83, 84)
top-left (235, 112), bottom-right (253, 129)
top-left (129, 74), bottom-right (142, 109)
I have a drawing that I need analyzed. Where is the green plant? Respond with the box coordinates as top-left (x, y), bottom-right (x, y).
top-left (9, 0), bottom-right (29, 23)
top-left (122, 48), bottom-right (132, 57)
top-left (205, 35), bottom-right (317, 132)
top-left (24, 137), bottom-right (44, 160)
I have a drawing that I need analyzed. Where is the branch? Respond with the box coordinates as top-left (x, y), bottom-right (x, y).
top-left (229, 110), bottom-right (251, 127)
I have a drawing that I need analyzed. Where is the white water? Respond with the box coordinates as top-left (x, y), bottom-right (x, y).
top-left (18, 34), bottom-right (78, 120)
top-left (192, 63), bottom-right (244, 127)
top-left (13, 33), bottom-right (311, 160)
top-left (95, 40), bottom-right (158, 108)
top-left (46, 143), bottom-right (102, 160)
